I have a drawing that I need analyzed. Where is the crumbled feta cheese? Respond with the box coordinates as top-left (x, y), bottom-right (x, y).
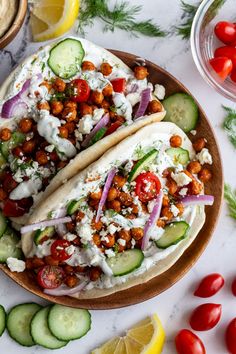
top-left (113, 93), bottom-right (132, 121)
top-left (147, 200), bottom-right (155, 213)
top-left (75, 129), bottom-right (83, 141)
top-left (45, 144), bottom-right (54, 152)
top-left (126, 92), bottom-right (140, 107)
top-left (170, 204), bottom-right (179, 217)
top-left (196, 148), bottom-right (213, 165)
top-left (76, 224), bottom-right (93, 244)
top-left (171, 172), bottom-right (192, 187)
top-left (124, 160), bottom-right (133, 174)
top-left (10, 177), bottom-right (43, 200)
top-left (105, 249), bottom-right (116, 258)
top-left (117, 238), bottom-right (126, 246)
top-left (65, 245), bottom-right (76, 256)
top-left (78, 114), bottom-right (93, 134)
top-left (179, 188), bottom-right (188, 196)
top-left (64, 233), bottom-right (77, 241)
top-left (92, 108), bottom-right (105, 122)
top-left (131, 238), bottom-right (136, 248)
top-left (154, 84), bottom-right (165, 100)
top-left (190, 130), bottom-right (197, 136)
top-left (107, 224), bottom-right (118, 235)
top-left (101, 236), bottom-right (110, 243)
top-left (6, 258), bottom-right (25, 273)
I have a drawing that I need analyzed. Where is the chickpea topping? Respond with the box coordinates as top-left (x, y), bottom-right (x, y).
top-left (102, 234), bottom-right (115, 248)
top-left (31, 257), bottom-right (45, 269)
top-left (117, 244), bottom-right (126, 253)
top-left (0, 188), bottom-right (7, 201)
top-left (117, 230), bottom-right (131, 242)
top-left (90, 188), bottom-right (102, 200)
top-left (0, 128), bottom-right (11, 141)
top-left (61, 107), bottom-right (77, 121)
top-left (35, 150), bottom-right (48, 165)
top-left (119, 192), bottom-right (133, 206)
top-left (141, 203), bottom-right (148, 214)
top-left (134, 66), bottom-right (149, 80)
top-left (175, 202), bottom-right (184, 216)
top-left (90, 267), bottom-right (102, 281)
top-left (44, 255), bottom-right (59, 266)
top-left (51, 100), bottom-right (64, 116)
top-left (147, 100), bottom-right (163, 114)
top-left (89, 198), bottom-right (99, 210)
top-left (81, 61), bottom-right (96, 71)
top-left (75, 265), bottom-right (86, 273)
top-left (79, 103), bottom-right (93, 116)
top-left (63, 265), bottom-right (74, 274)
top-left (66, 221), bottom-right (75, 232)
top-left (166, 178), bottom-right (178, 195)
top-left (57, 161), bottom-right (67, 169)
top-left (100, 62), bottom-right (113, 76)
top-left (53, 78), bottom-right (66, 92)
top-left (107, 200), bottom-right (121, 213)
top-left (187, 161), bottom-right (202, 174)
top-left (113, 174), bottom-right (127, 188)
top-left (22, 139), bottom-right (36, 154)
top-left (93, 233), bottom-right (101, 247)
top-left (65, 275), bottom-right (78, 288)
top-left (198, 168), bottom-right (212, 183)
top-left (49, 151), bottom-right (59, 162)
top-left (63, 121), bottom-right (75, 134)
top-left (102, 84), bottom-right (113, 97)
top-left (162, 194), bottom-right (170, 207)
top-left (75, 211), bottom-right (85, 222)
top-left (40, 81), bottom-right (52, 92)
top-left (90, 91), bottom-right (104, 105)
top-left (193, 138), bottom-right (206, 152)
top-left (12, 146), bottom-right (23, 157)
top-left (131, 203), bottom-right (139, 214)
top-left (91, 218), bottom-right (103, 231)
top-left (107, 187), bottom-right (119, 201)
top-left (156, 218), bottom-right (166, 228)
top-left (189, 179), bottom-right (203, 195)
top-left (37, 101), bottom-right (50, 111)
top-left (64, 101), bottom-right (77, 110)
top-left (161, 206), bottom-right (173, 220)
top-left (59, 126), bottom-right (69, 138)
top-left (131, 228), bottom-right (144, 241)
top-left (170, 135), bottom-right (182, 148)
top-left (18, 118), bottom-right (33, 134)
top-left (101, 99), bottom-right (110, 110)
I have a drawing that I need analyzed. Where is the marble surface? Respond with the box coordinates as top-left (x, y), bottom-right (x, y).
top-left (0, 1), bottom-right (236, 353)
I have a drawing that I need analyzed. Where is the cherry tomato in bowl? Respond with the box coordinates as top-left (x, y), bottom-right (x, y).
top-left (50, 239), bottom-right (72, 262)
top-left (214, 46), bottom-right (236, 68)
top-left (135, 172), bottom-right (161, 203)
top-left (68, 79), bottom-right (90, 103)
top-left (194, 273), bottom-right (224, 298)
top-left (209, 57), bottom-right (233, 80)
top-left (190, 303), bottom-right (222, 331)
top-left (37, 265), bottom-right (65, 289)
top-left (175, 329), bottom-right (206, 354)
top-left (214, 21), bottom-right (236, 44)
top-left (225, 318), bottom-right (236, 354)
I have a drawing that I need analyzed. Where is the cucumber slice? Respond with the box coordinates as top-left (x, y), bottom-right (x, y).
top-left (67, 198), bottom-right (84, 215)
top-left (48, 305), bottom-right (91, 341)
top-left (0, 131), bottom-right (25, 158)
top-left (128, 149), bottom-right (158, 182)
top-left (48, 39), bottom-right (85, 79)
top-left (166, 147), bottom-right (190, 165)
top-left (0, 228), bottom-right (22, 263)
top-left (0, 151), bottom-right (6, 170)
top-left (0, 305), bottom-right (6, 337)
top-left (7, 303), bottom-right (42, 347)
top-left (106, 249), bottom-right (144, 276)
top-left (34, 226), bottom-right (55, 245)
top-left (156, 221), bottom-right (190, 249)
top-left (163, 93), bottom-right (198, 133)
top-left (31, 306), bottom-right (68, 349)
top-left (0, 212), bottom-right (7, 238)
top-left (90, 127), bottom-right (107, 146)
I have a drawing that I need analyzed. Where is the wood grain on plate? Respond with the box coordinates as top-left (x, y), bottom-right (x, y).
top-left (0, 50), bottom-right (223, 309)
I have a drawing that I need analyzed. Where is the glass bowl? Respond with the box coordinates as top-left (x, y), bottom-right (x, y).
top-left (191, 0), bottom-right (236, 101)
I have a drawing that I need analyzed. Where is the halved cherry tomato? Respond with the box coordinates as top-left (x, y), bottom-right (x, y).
top-left (104, 121), bottom-right (122, 136)
top-left (2, 198), bottom-right (33, 217)
top-left (194, 273), bottom-right (224, 298)
top-left (51, 239), bottom-right (72, 262)
top-left (190, 303), bottom-right (222, 331)
top-left (214, 46), bottom-right (236, 67)
top-left (209, 57), bottom-right (233, 80)
top-left (110, 78), bottom-right (126, 93)
top-left (135, 172), bottom-right (161, 203)
top-left (231, 277), bottom-right (236, 296)
top-left (37, 265), bottom-right (65, 289)
top-left (175, 329), bottom-right (206, 354)
top-left (68, 79), bottom-right (90, 103)
top-left (230, 69), bottom-right (236, 83)
top-left (214, 21), bottom-right (236, 44)
top-left (225, 318), bottom-right (236, 354)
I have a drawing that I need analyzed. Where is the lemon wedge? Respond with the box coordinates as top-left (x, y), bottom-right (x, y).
top-left (92, 314), bottom-right (165, 354)
top-left (30, 0), bottom-right (80, 42)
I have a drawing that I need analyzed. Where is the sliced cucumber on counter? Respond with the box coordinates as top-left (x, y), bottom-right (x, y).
top-left (34, 226), bottom-right (55, 245)
top-left (0, 151), bottom-right (6, 170)
top-left (67, 199), bottom-right (83, 215)
top-left (0, 131), bottom-right (25, 158)
top-left (90, 127), bottom-right (107, 146)
top-left (166, 147), bottom-right (190, 165)
top-left (48, 38), bottom-right (85, 79)
top-left (7, 303), bottom-right (42, 347)
top-left (128, 149), bottom-right (158, 182)
top-left (0, 212), bottom-right (7, 238)
top-left (0, 228), bottom-right (22, 263)
top-left (163, 93), bottom-right (198, 133)
top-left (31, 306), bottom-right (68, 349)
top-left (156, 221), bottom-right (190, 249)
top-left (48, 305), bottom-right (91, 341)
top-left (0, 305), bottom-right (6, 337)
top-left (106, 249), bottom-right (144, 276)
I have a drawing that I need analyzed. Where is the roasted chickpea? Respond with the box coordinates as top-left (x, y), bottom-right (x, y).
top-left (189, 179), bottom-right (203, 195)
top-left (102, 234), bottom-right (115, 248)
top-left (90, 267), bottom-right (102, 281)
top-left (66, 221), bottom-right (75, 232)
top-left (90, 91), bottom-right (104, 105)
top-left (50, 100), bottom-right (64, 116)
top-left (64, 101), bottom-right (77, 110)
top-left (63, 265), bottom-right (74, 274)
top-left (57, 161), bottom-right (67, 169)
top-left (156, 218), bottom-right (166, 228)
top-left (175, 202), bottom-right (184, 216)
top-left (107, 200), bottom-right (121, 213)
top-left (37, 101), bottom-right (50, 111)
top-left (40, 81), bottom-right (52, 92)
top-left (0, 128), bottom-right (11, 141)
top-left (63, 121), bottom-right (75, 134)
top-left (12, 146), bottom-right (23, 157)
top-left (82, 61), bottom-right (96, 71)
top-left (131, 203), bottom-right (139, 214)
top-left (22, 139), bottom-right (36, 154)
top-left (31, 257), bottom-right (45, 269)
top-left (89, 198), bottom-right (99, 210)
top-left (187, 161), bottom-right (202, 174)
top-left (113, 174), bottom-right (126, 188)
top-left (53, 78), bottom-right (66, 92)
top-left (25, 258), bottom-right (34, 270)
top-left (193, 137), bottom-right (206, 152)
top-left (0, 188), bottom-right (7, 201)
top-left (141, 203), bottom-right (148, 214)
top-left (75, 211), bottom-right (85, 222)
top-left (79, 103), bottom-right (93, 116)
top-left (74, 265), bottom-right (86, 273)
top-left (166, 178), bottom-right (178, 195)
top-left (90, 188), bottom-right (102, 200)
top-left (119, 192), bottom-right (133, 206)
top-left (93, 233), bottom-right (101, 247)
top-left (162, 194), bottom-right (170, 207)
top-left (183, 169), bottom-right (194, 180)
top-left (101, 99), bottom-right (110, 110)
top-left (162, 168), bottom-right (173, 178)
top-left (44, 255), bottom-right (59, 266)
top-left (117, 243), bottom-right (126, 252)
top-left (49, 151), bottom-right (59, 162)
top-left (91, 218), bottom-right (103, 231)
top-left (102, 84), bottom-right (113, 97)
top-left (107, 187), bottom-right (119, 201)
top-left (59, 126), bottom-right (69, 138)
top-left (117, 230), bottom-right (131, 242)
top-left (134, 66), bottom-right (148, 80)
top-left (198, 168), bottom-right (212, 183)
top-left (131, 228), bottom-right (144, 241)
top-left (126, 213), bottom-right (136, 220)
top-left (35, 150), bottom-right (48, 165)
top-left (61, 107), bottom-right (77, 121)
top-left (170, 135), bottom-right (182, 148)
top-left (100, 62), bottom-right (113, 76)
top-left (18, 118), bottom-right (33, 134)
top-left (65, 275), bottom-right (78, 288)
top-left (147, 100), bottom-right (162, 114)
top-left (161, 206), bottom-right (173, 220)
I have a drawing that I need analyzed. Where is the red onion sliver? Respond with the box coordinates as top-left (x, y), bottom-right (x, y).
top-left (141, 190), bottom-right (164, 251)
top-left (128, 83), bottom-right (139, 93)
top-left (21, 216), bottom-right (72, 234)
top-left (181, 195), bottom-right (214, 206)
top-left (134, 88), bottom-right (151, 119)
top-left (81, 113), bottom-right (109, 148)
top-left (96, 168), bottom-right (117, 222)
top-left (44, 280), bottom-right (88, 296)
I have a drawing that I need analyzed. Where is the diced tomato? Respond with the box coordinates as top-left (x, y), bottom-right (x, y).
top-left (2, 172), bottom-right (18, 193)
top-left (51, 239), bottom-right (72, 262)
top-left (214, 46), bottom-right (236, 67)
top-left (2, 198), bottom-right (32, 217)
top-left (68, 79), bottom-right (90, 103)
top-left (214, 21), bottom-right (236, 44)
top-left (135, 172), bottom-right (161, 203)
top-left (37, 265), bottom-right (65, 289)
top-left (110, 78), bottom-right (126, 93)
top-left (209, 57), bottom-right (233, 80)
top-left (104, 121), bottom-right (122, 136)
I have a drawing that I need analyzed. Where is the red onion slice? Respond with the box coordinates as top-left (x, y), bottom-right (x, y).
top-left (181, 195), bottom-right (214, 206)
top-left (141, 190), bottom-right (163, 251)
top-left (21, 216), bottom-right (71, 234)
top-left (54, 208), bottom-right (67, 237)
top-left (44, 280), bottom-right (88, 296)
top-left (96, 168), bottom-right (117, 222)
top-left (134, 88), bottom-right (151, 119)
top-left (81, 113), bottom-right (109, 148)
top-left (128, 83), bottom-right (139, 93)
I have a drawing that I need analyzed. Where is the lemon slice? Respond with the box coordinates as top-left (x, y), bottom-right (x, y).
top-left (30, 0), bottom-right (80, 42)
top-left (92, 314), bottom-right (165, 354)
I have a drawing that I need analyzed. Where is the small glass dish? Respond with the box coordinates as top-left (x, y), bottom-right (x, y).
top-left (191, 0), bottom-right (236, 101)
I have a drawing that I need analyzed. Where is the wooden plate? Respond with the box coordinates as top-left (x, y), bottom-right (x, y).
top-left (0, 50), bottom-right (223, 309)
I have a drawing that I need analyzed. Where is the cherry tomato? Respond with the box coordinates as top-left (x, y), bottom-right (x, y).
top-left (190, 303), bottom-right (222, 331)
top-left (175, 329), bottom-right (206, 354)
top-left (231, 277), bottom-right (236, 296)
top-left (225, 318), bottom-right (236, 354)
top-left (51, 239), bottom-right (72, 261)
top-left (2, 199), bottom-right (31, 217)
top-left (135, 172), bottom-right (161, 203)
top-left (110, 78), bottom-right (126, 93)
top-left (194, 273), bottom-right (224, 298)
top-left (37, 265), bottom-right (65, 289)
top-left (214, 21), bottom-right (236, 44)
top-left (209, 57), bottom-right (233, 80)
top-left (69, 79), bottom-right (90, 103)
top-left (104, 121), bottom-right (122, 136)
top-left (214, 46), bottom-right (236, 67)
top-left (230, 69), bottom-right (236, 83)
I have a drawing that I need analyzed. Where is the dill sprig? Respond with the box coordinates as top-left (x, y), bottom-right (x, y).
top-left (224, 183), bottom-right (236, 220)
top-left (222, 105), bottom-right (236, 148)
top-left (77, 0), bottom-right (166, 38)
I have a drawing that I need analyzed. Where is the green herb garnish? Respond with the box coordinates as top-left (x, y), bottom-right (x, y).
top-left (224, 183), bottom-right (236, 220)
top-left (222, 106), bottom-right (236, 148)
